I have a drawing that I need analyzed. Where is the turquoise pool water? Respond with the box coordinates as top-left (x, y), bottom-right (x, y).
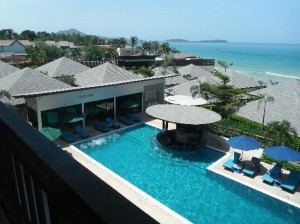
top-left (74, 124), bottom-right (300, 224)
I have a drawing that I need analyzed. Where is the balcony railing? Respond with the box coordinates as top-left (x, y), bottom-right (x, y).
top-left (0, 102), bottom-right (157, 224)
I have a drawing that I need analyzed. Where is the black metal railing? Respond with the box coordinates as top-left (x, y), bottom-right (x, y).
top-left (0, 102), bottom-right (157, 224)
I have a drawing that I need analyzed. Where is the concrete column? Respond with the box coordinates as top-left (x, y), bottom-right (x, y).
top-left (81, 103), bottom-right (85, 127)
top-left (114, 97), bottom-right (117, 119)
top-left (141, 91), bottom-right (144, 111)
top-left (37, 109), bottom-right (42, 130)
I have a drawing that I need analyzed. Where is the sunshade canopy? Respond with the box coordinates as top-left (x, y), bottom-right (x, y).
top-left (39, 127), bottom-right (61, 141)
top-left (146, 104), bottom-right (221, 125)
top-left (227, 135), bottom-right (260, 151)
top-left (63, 113), bottom-right (84, 123)
top-left (165, 95), bottom-right (208, 106)
top-left (264, 146), bottom-right (300, 162)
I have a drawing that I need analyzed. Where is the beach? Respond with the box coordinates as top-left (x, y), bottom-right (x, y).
top-left (169, 42), bottom-right (300, 83)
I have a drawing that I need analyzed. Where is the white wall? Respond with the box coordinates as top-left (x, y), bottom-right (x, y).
top-left (36, 79), bottom-right (164, 112)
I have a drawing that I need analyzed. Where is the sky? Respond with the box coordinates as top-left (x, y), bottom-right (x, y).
top-left (1, 0), bottom-right (299, 44)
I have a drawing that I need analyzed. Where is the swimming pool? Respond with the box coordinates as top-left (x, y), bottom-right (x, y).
top-left (74, 124), bottom-right (300, 224)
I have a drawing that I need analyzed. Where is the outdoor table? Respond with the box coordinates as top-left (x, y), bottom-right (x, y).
top-left (274, 179), bottom-right (282, 187)
top-left (233, 164), bottom-right (243, 173)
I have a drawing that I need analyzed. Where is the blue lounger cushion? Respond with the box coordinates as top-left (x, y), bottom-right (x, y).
top-left (74, 125), bottom-right (91, 138)
top-left (242, 157), bottom-right (260, 177)
top-left (262, 163), bottom-right (281, 184)
top-left (281, 170), bottom-right (300, 192)
top-left (93, 121), bottom-right (110, 132)
top-left (118, 116), bottom-right (133, 125)
top-left (223, 152), bottom-right (241, 170)
top-left (127, 114), bottom-right (142, 122)
top-left (61, 131), bottom-right (78, 143)
top-left (105, 117), bottom-right (120, 129)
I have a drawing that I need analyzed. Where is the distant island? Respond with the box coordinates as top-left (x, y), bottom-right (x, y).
top-left (166, 39), bottom-right (228, 43)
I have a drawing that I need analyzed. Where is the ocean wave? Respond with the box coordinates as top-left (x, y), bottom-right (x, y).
top-left (265, 72), bottom-right (300, 79)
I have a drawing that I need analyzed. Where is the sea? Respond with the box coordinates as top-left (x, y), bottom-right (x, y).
top-left (169, 42), bottom-right (300, 83)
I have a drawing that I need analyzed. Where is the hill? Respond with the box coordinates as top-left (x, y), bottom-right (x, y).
top-left (57, 28), bottom-right (86, 36)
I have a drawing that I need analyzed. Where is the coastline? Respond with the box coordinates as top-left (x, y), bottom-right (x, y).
top-left (169, 42), bottom-right (300, 83)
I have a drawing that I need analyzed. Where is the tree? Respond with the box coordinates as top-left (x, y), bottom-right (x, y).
top-left (138, 66), bottom-right (154, 77)
top-left (129, 36), bottom-right (138, 55)
top-left (139, 41), bottom-right (151, 55)
top-left (150, 41), bottom-right (160, 55)
top-left (109, 38), bottom-right (127, 48)
top-left (213, 70), bottom-right (230, 85)
top-left (265, 120), bottom-right (298, 145)
top-left (0, 29), bottom-right (17, 39)
top-left (257, 93), bottom-right (274, 127)
top-left (0, 90), bottom-right (10, 99)
top-left (160, 42), bottom-right (172, 56)
top-left (56, 75), bottom-right (77, 87)
top-left (26, 40), bottom-right (62, 64)
top-left (83, 45), bottom-right (105, 61)
top-left (191, 74), bottom-right (246, 118)
top-left (217, 60), bottom-right (231, 72)
top-left (104, 47), bottom-right (118, 61)
top-left (18, 30), bottom-right (37, 41)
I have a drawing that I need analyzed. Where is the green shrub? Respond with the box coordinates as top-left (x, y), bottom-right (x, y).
top-left (261, 155), bottom-right (300, 171)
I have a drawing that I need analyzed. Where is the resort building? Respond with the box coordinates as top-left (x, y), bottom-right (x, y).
top-left (0, 39), bottom-right (32, 54)
top-left (0, 60), bottom-right (20, 78)
top-left (236, 78), bottom-right (300, 136)
top-left (12, 60), bottom-right (169, 130)
top-left (35, 57), bottom-right (90, 78)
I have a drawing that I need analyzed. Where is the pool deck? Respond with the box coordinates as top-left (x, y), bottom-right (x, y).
top-left (60, 112), bottom-right (300, 223)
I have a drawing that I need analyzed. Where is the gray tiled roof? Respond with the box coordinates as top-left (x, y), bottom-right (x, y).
top-left (75, 62), bottom-right (141, 86)
top-left (0, 40), bottom-right (15, 46)
top-left (223, 69), bottom-right (260, 88)
top-left (165, 76), bottom-right (221, 97)
top-left (36, 57), bottom-right (89, 77)
top-left (169, 53), bottom-right (198, 59)
top-left (153, 67), bottom-right (186, 86)
top-left (0, 61), bottom-right (20, 78)
top-left (178, 64), bottom-right (214, 79)
top-left (0, 68), bottom-right (71, 105)
top-left (236, 79), bottom-right (300, 135)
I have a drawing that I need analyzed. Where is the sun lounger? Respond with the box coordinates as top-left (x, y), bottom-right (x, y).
top-left (60, 130), bottom-right (79, 143)
top-left (223, 152), bottom-right (241, 171)
top-left (93, 121), bottom-right (110, 132)
top-left (262, 163), bottom-right (281, 184)
top-left (280, 170), bottom-right (300, 192)
top-left (105, 117), bottom-right (120, 129)
top-left (118, 116), bottom-right (133, 125)
top-left (242, 157), bottom-right (260, 177)
top-left (127, 114), bottom-right (142, 122)
top-left (74, 125), bottom-right (91, 138)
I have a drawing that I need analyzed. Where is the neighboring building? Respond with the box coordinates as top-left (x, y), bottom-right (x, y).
top-left (236, 79), bottom-right (300, 136)
top-left (117, 47), bottom-right (143, 56)
top-left (45, 40), bottom-right (78, 50)
top-left (0, 39), bottom-right (31, 53)
top-left (75, 62), bottom-right (141, 86)
top-left (0, 67), bottom-right (71, 105)
top-left (0, 60), bottom-right (20, 78)
top-left (223, 69), bottom-right (260, 91)
top-left (36, 57), bottom-right (90, 78)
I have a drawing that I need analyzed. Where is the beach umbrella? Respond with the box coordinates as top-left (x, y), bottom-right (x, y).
top-left (263, 146), bottom-right (300, 162)
top-left (39, 127), bottom-right (61, 141)
top-left (119, 100), bottom-right (139, 109)
top-left (227, 135), bottom-right (260, 154)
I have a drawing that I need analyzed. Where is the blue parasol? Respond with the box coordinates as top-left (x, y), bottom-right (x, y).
top-left (227, 135), bottom-right (260, 154)
top-left (264, 145), bottom-right (300, 162)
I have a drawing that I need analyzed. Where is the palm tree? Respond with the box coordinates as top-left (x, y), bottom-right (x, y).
top-left (265, 120), bottom-right (297, 145)
top-left (257, 93), bottom-right (274, 127)
top-left (129, 36), bottom-right (138, 55)
top-left (217, 60), bottom-right (231, 72)
top-left (140, 41), bottom-right (151, 55)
